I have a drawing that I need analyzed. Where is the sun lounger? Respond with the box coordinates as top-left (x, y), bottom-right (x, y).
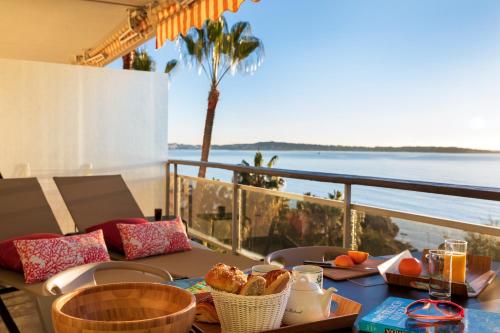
top-left (0, 178), bottom-right (62, 331)
top-left (52, 175), bottom-right (144, 229)
top-left (0, 178), bottom-right (61, 239)
top-left (0, 178), bottom-right (178, 333)
top-left (53, 175), bottom-right (258, 278)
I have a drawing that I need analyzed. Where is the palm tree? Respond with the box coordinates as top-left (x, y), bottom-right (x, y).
top-left (122, 50), bottom-right (135, 69)
top-left (128, 48), bottom-right (178, 75)
top-left (178, 17), bottom-right (264, 177)
top-left (238, 152), bottom-right (284, 190)
top-left (237, 152), bottom-right (284, 253)
top-left (132, 49), bottom-right (156, 71)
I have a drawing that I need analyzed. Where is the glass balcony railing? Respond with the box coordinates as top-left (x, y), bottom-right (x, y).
top-left (166, 160), bottom-right (500, 260)
top-left (183, 176), bottom-right (234, 247)
top-left (352, 206), bottom-right (499, 258)
top-left (239, 185), bottom-right (345, 256)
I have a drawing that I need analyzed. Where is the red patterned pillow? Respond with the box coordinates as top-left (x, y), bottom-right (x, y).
top-left (14, 230), bottom-right (110, 283)
top-left (117, 218), bottom-right (192, 260)
top-left (86, 218), bottom-right (148, 253)
top-left (0, 234), bottom-right (62, 272)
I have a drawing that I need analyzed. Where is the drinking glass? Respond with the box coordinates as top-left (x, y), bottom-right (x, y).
top-left (292, 265), bottom-right (323, 289)
top-left (444, 240), bottom-right (467, 283)
top-left (427, 250), bottom-right (452, 300)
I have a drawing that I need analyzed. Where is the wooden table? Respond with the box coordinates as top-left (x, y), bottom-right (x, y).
top-left (323, 254), bottom-right (499, 332)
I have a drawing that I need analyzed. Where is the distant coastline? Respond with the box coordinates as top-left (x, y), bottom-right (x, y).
top-left (168, 141), bottom-right (497, 153)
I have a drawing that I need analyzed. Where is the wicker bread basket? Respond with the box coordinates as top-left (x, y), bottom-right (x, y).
top-left (210, 285), bottom-right (291, 333)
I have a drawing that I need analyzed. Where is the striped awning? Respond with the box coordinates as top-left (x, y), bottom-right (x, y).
top-left (155, 0), bottom-right (256, 49)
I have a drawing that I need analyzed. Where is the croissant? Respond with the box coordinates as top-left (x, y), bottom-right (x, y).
top-left (195, 293), bottom-right (219, 324)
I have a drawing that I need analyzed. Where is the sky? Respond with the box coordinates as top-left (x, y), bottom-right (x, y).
top-left (109, 0), bottom-right (500, 150)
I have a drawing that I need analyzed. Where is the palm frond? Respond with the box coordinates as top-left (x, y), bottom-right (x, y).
top-left (178, 15), bottom-right (264, 87)
top-left (132, 49), bottom-right (155, 71)
top-left (181, 35), bottom-right (196, 56)
top-left (180, 32), bottom-right (204, 68)
top-left (235, 38), bottom-right (262, 61)
top-left (230, 21), bottom-right (251, 43)
top-left (164, 59), bottom-right (178, 74)
top-left (206, 18), bottom-right (226, 43)
top-left (232, 36), bottom-right (264, 74)
top-left (267, 155), bottom-right (279, 168)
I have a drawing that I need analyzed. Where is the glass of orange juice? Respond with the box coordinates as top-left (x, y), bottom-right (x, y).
top-left (444, 239), bottom-right (467, 283)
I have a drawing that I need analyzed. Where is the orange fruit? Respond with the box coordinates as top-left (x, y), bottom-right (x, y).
top-left (347, 250), bottom-right (369, 264)
top-left (398, 258), bottom-right (422, 277)
top-left (334, 255), bottom-right (354, 267)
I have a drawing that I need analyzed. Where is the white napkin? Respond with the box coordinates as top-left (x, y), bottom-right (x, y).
top-left (377, 250), bottom-right (414, 283)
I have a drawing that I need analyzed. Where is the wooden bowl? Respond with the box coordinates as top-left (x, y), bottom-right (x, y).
top-left (52, 283), bottom-right (195, 333)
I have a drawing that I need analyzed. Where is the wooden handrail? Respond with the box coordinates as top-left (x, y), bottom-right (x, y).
top-left (167, 159), bottom-right (500, 202)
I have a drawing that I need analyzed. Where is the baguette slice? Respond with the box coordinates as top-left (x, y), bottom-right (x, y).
top-left (263, 270), bottom-right (291, 295)
top-left (239, 275), bottom-right (266, 296)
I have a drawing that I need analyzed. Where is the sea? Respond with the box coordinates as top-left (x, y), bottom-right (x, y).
top-left (169, 150), bottom-right (500, 229)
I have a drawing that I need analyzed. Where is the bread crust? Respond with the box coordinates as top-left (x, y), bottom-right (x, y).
top-left (263, 269), bottom-right (291, 295)
top-left (205, 263), bottom-right (247, 293)
top-left (239, 275), bottom-right (266, 296)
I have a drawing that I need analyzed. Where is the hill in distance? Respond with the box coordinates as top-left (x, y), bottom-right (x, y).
top-left (168, 141), bottom-right (497, 153)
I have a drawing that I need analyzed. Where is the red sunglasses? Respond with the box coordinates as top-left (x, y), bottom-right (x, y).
top-left (405, 299), bottom-right (464, 321)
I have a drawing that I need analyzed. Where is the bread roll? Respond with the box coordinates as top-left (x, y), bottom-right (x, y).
top-left (205, 263), bottom-right (247, 293)
top-left (263, 269), bottom-right (291, 295)
top-left (195, 293), bottom-right (219, 324)
top-left (239, 275), bottom-right (266, 296)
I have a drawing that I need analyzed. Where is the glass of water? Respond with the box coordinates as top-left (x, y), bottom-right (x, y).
top-left (427, 250), bottom-right (452, 300)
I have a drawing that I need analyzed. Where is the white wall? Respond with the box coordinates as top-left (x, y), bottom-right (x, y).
top-left (0, 58), bottom-right (169, 233)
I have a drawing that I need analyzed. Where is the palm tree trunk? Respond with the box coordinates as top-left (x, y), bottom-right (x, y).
top-left (198, 85), bottom-right (220, 178)
top-left (122, 50), bottom-right (135, 69)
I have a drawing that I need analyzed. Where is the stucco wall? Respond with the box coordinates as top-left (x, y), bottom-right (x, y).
top-left (0, 58), bottom-right (169, 233)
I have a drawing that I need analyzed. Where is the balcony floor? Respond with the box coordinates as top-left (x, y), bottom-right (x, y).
top-left (0, 290), bottom-right (43, 333)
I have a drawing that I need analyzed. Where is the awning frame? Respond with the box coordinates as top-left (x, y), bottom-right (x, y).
top-left (77, 0), bottom-right (255, 67)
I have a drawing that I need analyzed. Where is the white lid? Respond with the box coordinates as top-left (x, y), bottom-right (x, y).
top-left (291, 276), bottom-right (320, 291)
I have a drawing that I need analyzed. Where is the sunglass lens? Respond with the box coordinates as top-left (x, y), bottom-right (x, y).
top-left (407, 301), bottom-right (429, 313)
top-left (436, 302), bottom-right (460, 315)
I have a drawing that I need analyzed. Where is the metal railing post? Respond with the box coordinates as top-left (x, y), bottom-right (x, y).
top-left (173, 164), bottom-right (178, 216)
top-left (343, 184), bottom-right (353, 249)
top-left (232, 171), bottom-right (241, 255)
top-left (178, 177), bottom-right (184, 219)
top-left (165, 163), bottom-right (170, 217)
top-left (188, 180), bottom-right (193, 229)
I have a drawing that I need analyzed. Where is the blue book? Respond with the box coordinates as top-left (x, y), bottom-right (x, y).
top-left (164, 277), bottom-right (209, 294)
top-left (358, 297), bottom-right (500, 333)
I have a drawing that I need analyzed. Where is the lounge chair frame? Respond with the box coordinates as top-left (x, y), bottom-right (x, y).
top-left (53, 175), bottom-right (258, 279)
top-left (0, 178), bottom-right (64, 333)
